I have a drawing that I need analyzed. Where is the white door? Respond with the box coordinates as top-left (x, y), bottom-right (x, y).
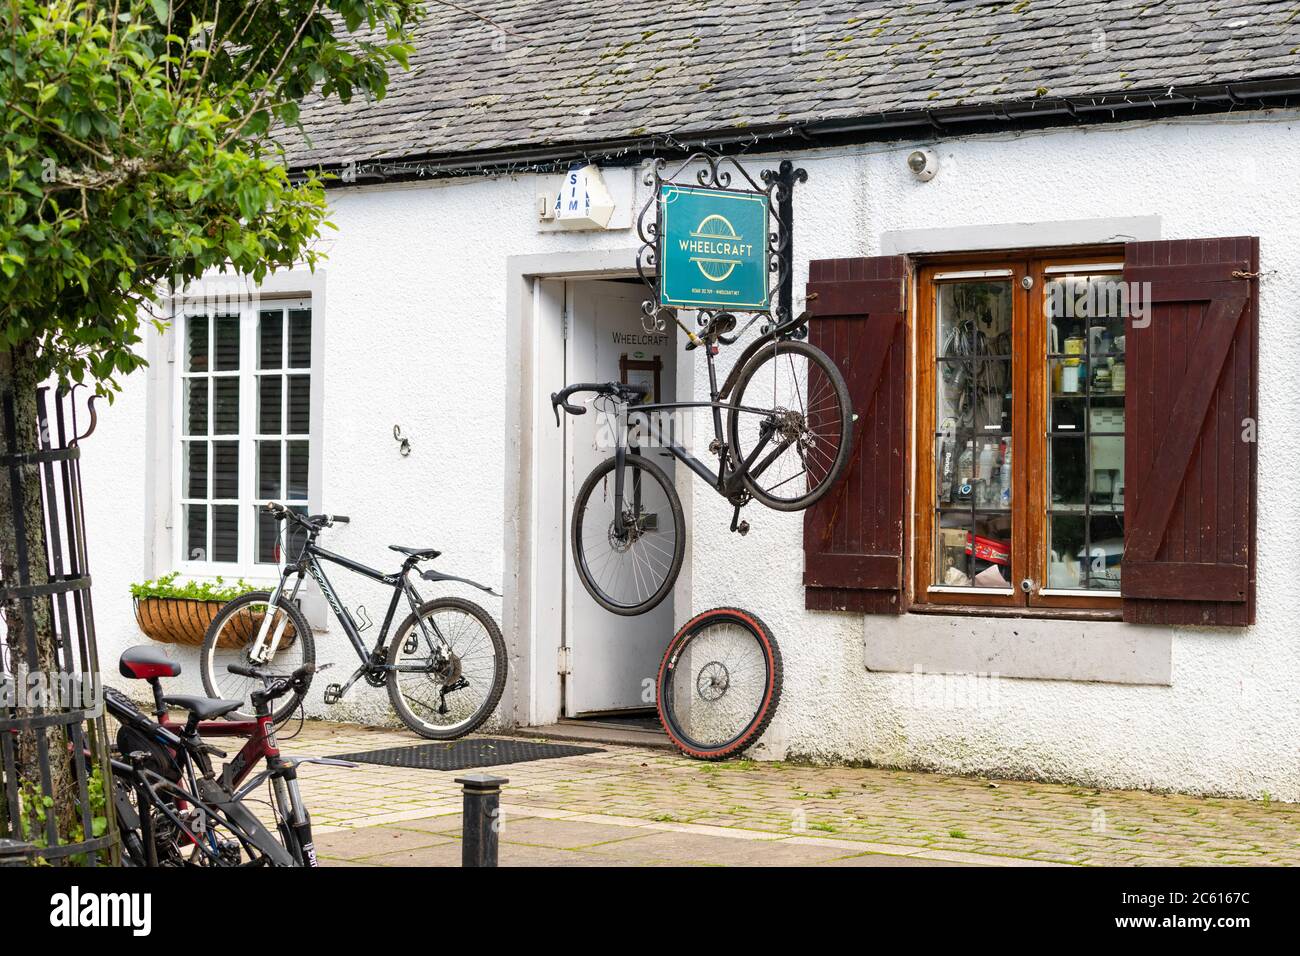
top-left (564, 279), bottom-right (676, 715)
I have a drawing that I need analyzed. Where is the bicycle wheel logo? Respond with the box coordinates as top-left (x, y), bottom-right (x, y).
top-left (689, 214), bottom-right (744, 282)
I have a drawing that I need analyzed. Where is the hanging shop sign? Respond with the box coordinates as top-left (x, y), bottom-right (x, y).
top-left (636, 154), bottom-right (805, 334)
top-left (658, 184), bottom-right (769, 311)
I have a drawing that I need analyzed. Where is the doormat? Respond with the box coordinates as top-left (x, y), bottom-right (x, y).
top-left (329, 737), bottom-right (603, 772)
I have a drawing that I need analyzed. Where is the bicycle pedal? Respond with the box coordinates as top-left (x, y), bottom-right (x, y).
top-left (323, 683), bottom-right (344, 706)
top-left (735, 520), bottom-right (750, 536)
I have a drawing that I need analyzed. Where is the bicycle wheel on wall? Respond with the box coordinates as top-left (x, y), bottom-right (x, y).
top-left (656, 607), bottom-right (782, 760)
top-left (571, 452), bottom-right (685, 616)
top-left (727, 339), bottom-right (852, 511)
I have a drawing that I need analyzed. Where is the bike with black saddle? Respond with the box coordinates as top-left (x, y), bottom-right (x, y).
top-left (552, 305), bottom-right (852, 616)
top-left (198, 503), bottom-right (506, 739)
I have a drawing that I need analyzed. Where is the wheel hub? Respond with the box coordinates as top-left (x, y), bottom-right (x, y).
top-left (696, 661), bottom-right (730, 701)
top-left (607, 513), bottom-right (644, 553)
top-left (772, 407), bottom-right (807, 444)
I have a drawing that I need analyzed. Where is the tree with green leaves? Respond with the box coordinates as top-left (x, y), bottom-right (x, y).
top-left (0, 0), bottom-right (419, 856)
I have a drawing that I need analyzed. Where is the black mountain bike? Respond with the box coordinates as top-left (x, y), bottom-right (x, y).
top-left (198, 503), bottom-right (507, 739)
top-left (552, 307), bottom-right (852, 616)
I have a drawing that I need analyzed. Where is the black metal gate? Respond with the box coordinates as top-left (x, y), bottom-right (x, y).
top-left (0, 386), bottom-right (116, 865)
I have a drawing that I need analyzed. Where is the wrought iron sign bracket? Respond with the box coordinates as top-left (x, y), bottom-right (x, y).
top-left (636, 152), bottom-right (807, 341)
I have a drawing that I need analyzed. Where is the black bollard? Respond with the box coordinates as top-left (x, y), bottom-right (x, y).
top-left (455, 773), bottom-right (508, 867)
top-left (0, 839), bottom-right (33, 867)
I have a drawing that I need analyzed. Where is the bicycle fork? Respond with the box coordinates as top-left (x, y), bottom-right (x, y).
top-left (248, 570), bottom-right (305, 665)
top-left (272, 771), bottom-right (316, 867)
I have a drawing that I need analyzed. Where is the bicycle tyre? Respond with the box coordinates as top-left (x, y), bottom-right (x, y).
top-left (387, 597), bottom-right (508, 740)
top-left (656, 607), bottom-right (783, 761)
top-left (199, 590), bottom-right (315, 723)
top-left (571, 452), bottom-right (685, 616)
top-left (727, 338), bottom-right (853, 511)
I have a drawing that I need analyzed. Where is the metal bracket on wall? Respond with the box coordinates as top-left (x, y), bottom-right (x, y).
top-left (393, 424), bottom-right (411, 457)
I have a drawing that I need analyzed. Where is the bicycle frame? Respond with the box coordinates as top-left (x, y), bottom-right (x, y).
top-left (604, 340), bottom-right (794, 533)
top-left (246, 527), bottom-right (459, 705)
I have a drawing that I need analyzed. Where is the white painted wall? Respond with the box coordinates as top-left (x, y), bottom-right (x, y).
top-left (88, 108), bottom-right (1300, 799)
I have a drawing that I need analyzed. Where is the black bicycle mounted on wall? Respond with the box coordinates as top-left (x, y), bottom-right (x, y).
top-left (551, 154), bottom-right (853, 617)
top-left (197, 503), bottom-right (507, 739)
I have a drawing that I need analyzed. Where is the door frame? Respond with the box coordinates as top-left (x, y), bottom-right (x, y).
top-left (502, 250), bottom-right (694, 728)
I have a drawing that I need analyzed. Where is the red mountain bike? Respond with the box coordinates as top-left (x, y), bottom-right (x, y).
top-left (110, 646), bottom-right (352, 866)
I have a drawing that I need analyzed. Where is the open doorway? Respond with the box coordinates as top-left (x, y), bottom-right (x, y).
top-left (560, 278), bottom-right (677, 719)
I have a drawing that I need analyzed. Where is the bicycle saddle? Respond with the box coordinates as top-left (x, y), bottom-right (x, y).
top-left (120, 645), bottom-right (182, 680)
top-left (388, 545), bottom-right (442, 559)
top-left (162, 695), bottom-right (243, 721)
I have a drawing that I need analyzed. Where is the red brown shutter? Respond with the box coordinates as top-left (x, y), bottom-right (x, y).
top-left (803, 256), bottom-right (908, 613)
top-left (1122, 237), bottom-right (1258, 626)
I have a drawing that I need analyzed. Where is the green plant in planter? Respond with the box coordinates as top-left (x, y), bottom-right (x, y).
top-left (131, 573), bottom-right (262, 646)
top-left (129, 572), bottom-right (256, 603)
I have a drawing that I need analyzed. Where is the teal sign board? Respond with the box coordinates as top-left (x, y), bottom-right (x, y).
top-left (659, 184), bottom-right (769, 311)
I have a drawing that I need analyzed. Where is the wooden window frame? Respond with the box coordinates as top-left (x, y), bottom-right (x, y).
top-left (912, 245), bottom-right (1125, 614)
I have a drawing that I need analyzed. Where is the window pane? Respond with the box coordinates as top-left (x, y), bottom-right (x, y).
top-left (1048, 515), bottom-right (1084, 588)
top-left (288, 309), bottom-right (311, 368)
top-left (256, 508), bottom-right (279, 564)
top-left (212, 441), bottom-right (239, 499)
top-left (257, 441), bottom-right (281, 499)
top-left (213, 377), bottom-right (240, 434)
top-left (935, 513), bottom-right (1012, 589)
top-left (186, 316), bottom-right (209, 373)
top-left (287, 375), bottom-right (310, 433)
top-left (286, 440), bottom-right (309, 500)
top-left (1083, 514), bottom-right (1124, 590)
top-left (214, 314), bottom-right (240, 371)
top-left (934, 278), bottom-right (1013, 590)
top-left (212, 505), bottom-right (238, 562)
top-left (184, 441), bottom-right (208, 499)
top-left (258, 375), bottom-right (282, 434)
top-left (185, 378), bottom-right (208, 435)
top-left (185, 504), bottom-right (208, 562)
top-left (259, 309), bottom-right (283, 370)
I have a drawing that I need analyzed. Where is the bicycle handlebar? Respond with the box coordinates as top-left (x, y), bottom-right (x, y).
top-left (550, 382), bottom-right (650, 426)
top-left (263, 502), bottom-right (349, 529)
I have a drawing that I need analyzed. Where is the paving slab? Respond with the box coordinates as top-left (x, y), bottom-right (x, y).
top-left (276, 720), bottom-right (1299, 867)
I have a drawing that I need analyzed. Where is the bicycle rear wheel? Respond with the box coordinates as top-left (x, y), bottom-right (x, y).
top-left (727, 338), bottom-right (852, 511)
top-left (387, 597), bottom-right (507, 739)
top-left (656, 607), bottom-right (782, 760)
top-left (571, 453), bottom-right (684, 616)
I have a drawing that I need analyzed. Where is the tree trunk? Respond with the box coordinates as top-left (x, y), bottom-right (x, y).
top-left (0, 340), bottom-right (77, 846)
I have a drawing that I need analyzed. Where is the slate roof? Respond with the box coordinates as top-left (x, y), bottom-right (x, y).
top-left (283, 0), bottom-right (1300, 169)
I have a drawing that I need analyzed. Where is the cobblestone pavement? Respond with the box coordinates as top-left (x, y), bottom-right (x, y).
top-left (275, 721), bottom-right (1300, 867)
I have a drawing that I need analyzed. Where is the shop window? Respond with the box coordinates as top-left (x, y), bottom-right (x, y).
top-left (916, 255), bottom-right (1126, 610)
top-left (802, 240), bottom-right (1256, 625)
top-left (176, 299), bottom-right (314, 571)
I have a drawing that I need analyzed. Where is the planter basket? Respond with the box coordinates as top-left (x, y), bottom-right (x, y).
top-left (133, 597), bottom-right (296, 649)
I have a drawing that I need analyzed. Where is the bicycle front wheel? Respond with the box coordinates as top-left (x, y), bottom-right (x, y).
top-left (656, 607), bottom-right (782, 760)
top-left (200, 591), bottom-right (314, 723)
top-left (571, 453), bottom-right (684, 616)
top-left (727, 338), bottom-right (852, 511)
